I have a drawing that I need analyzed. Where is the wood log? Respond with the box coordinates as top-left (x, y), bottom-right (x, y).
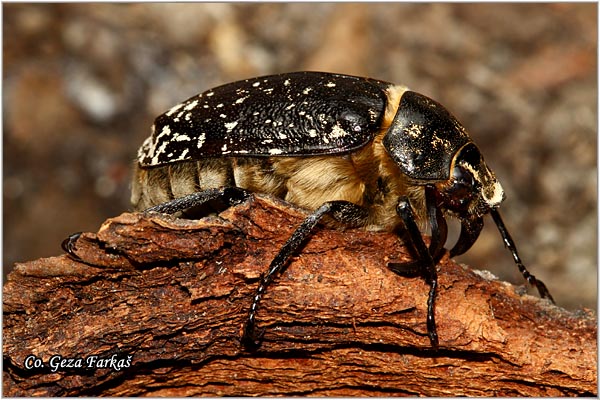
top-left (3, 194), bottom-right (597, 396)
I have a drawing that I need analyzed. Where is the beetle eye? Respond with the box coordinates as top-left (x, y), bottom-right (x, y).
top-left (438, 165), bottom-right (477, 214)
top-left (453, 165), bottom-right (475, 189)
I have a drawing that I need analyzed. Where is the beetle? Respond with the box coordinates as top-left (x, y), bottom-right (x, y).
top-left (113, 72), bottom-right (554, 348)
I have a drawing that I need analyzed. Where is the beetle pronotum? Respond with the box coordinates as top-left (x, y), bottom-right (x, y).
top-left (77, 72), bottom-right (556, 348)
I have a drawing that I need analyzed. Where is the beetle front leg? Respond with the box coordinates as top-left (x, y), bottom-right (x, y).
top-left (242, 200), bottom-right (369, 349)
top-left (388, 185), bottom-right (448, 276)
top-left (425, 185), bottom-right (448, 262)
top-left (390, 194), bottom-right (440, 349)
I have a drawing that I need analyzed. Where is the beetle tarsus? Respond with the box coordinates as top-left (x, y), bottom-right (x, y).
top-left (426, 278), bottom-right (439, 349)
top-left (242, 318), bottom-right (265, 350)
top-left (61, 232), bottom-right (83, 260)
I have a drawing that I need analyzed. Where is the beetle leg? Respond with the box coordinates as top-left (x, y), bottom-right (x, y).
top-left (145, 187), bottom-right (252, 214)
top-left (242, 200), bottom-right (370, 349)
top-left (490, 209), bottom-right (555, 303)
top-left (388, 185), bottom-right (447, 274)
top-left (425, 185), bottom-right (448, 262)
top-left (449, 216), bottom-right (484, 257)
top-left (392, 197), bottom-right (439, 349)
top-left (61, 232), bottom-right (83, 260)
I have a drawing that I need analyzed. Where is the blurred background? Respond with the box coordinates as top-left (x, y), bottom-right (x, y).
top-left (3, 3), bottom-right (596, 310)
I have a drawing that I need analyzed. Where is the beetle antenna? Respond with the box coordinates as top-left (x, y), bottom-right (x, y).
top-left (490, 208), bottom-right (556, 304)
top-left (490, 209), bottom-right (555, 303)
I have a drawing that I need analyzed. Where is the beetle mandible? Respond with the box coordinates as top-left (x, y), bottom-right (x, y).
top-left (127, 71), bottom-right (554, 348)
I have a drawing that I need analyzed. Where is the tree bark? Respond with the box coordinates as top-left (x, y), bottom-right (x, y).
top-left (3, 194), bottom-right (597, 396)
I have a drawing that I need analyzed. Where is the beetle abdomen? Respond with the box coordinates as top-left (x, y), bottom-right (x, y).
top-left (132, 140), bottom-right (412, 232)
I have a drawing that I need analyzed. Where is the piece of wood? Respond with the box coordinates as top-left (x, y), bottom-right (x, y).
top-left (3, 194), bottom-right (597, 396)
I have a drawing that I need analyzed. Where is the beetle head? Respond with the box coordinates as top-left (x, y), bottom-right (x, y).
top-left (434, 142), bottom-right (505, 256)
top-left (436, 143), bottom-right (504, 218)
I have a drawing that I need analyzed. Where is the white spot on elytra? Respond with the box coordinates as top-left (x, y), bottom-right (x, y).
top-left (184, 100), bottom-right (199, 111)
top-left (197, 132), bottom-right (206, 148)
top-left (139, 135), bottom-right (156, 164)
top-left (284, 79), bottom-right (291, 86)
top-left (174, 133), bottom-right (191, 141)
top-left (252, 82), bottom-right (260, 87)
top-left (220, 114), bottom-right (227, 118)
top-left (269, 148), bottom-right (283, 155)
top-left (325, 82), bottom-right (336, 87)
top-left (308, 129), bottom-right (317, 137)
top-left (330, 124), bottom-right (348, 138)
top-left (175, 148), bottom-right (189, 160)
top-left (302, 87), bottom-right (313, 95)
top-left (235, 96), bottom-right (249, 104)
top-left (152, 140), bottom-right (169, 165)
top-left (225, 121), bottom-right (238, 131)
top-left (157, 125), bottom-right (172, 140)
top-left (221, 143), bottom-right (228, 151)
top-left (165, 103), bottom-right (184, 117)
top-left (206, 91), bottom-right (215, 97)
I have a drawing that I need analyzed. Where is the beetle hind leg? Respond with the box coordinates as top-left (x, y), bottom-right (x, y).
top-left (61, 232), bottom-right (83, 259)
top-left (145, 187), bottom-right (252, 214)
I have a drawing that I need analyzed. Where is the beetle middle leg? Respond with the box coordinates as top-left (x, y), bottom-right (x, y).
top-left (242, 200), bottom-right (370, 349)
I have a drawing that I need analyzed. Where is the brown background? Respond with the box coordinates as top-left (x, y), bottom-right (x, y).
top-left (3, 3), bottom-right (597, 310)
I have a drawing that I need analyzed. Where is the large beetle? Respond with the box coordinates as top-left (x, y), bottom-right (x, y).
top-left (126, 71), bottom-right (554, 348)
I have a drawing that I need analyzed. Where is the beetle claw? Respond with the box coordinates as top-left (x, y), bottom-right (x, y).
top-left (61, 232), bottom-right (83, 260)
top-left (242, 323), bottom-right (265, 351)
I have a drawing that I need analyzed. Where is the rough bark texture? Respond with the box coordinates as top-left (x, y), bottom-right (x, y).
top-left (3, 195), bottom-right (597, 396)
